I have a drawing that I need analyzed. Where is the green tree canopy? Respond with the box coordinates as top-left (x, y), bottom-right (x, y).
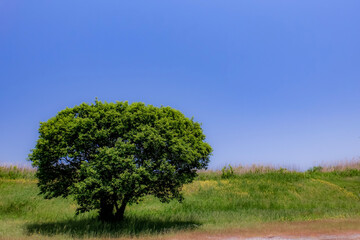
top-left (29, 100), bottom-right (212, 221)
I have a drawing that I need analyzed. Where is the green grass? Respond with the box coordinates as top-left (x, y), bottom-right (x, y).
top-left (0, 166), bottom-right (359, 239)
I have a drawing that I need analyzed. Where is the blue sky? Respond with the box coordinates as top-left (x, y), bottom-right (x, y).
top-left (1, 1), bottom-right (359, 170)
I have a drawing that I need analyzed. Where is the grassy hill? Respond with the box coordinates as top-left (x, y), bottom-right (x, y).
top-left (0, 164), bottom-right (359, 239)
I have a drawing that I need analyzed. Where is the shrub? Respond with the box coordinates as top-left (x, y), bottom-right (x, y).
top-left (221, 165), bottom-right (234, 179)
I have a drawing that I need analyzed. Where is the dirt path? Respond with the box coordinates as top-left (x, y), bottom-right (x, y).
top-left (163, 232), bottom-right (360, 240)
top-left (221, 234), bottom-right (360, 239)
top-left (150, 219), bottom-right (360, 240)
top-left (165, 233), bottom-right (360, 240)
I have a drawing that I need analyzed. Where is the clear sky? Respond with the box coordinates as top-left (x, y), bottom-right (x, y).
top-left (1, 1), bottom-right (359, 170)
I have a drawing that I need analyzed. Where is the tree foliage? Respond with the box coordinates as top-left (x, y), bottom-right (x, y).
top-left (29, 100), bottom-right (212, 221)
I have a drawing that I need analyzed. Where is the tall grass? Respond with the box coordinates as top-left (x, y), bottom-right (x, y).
top-left (198, 159), bottom-right (360, 179)
top-left (0, 165), bottom-right (36, 180)
top-left (0, 162), bottom-right (360, 239)
top-left (319, 157), bottom-right (360, 172)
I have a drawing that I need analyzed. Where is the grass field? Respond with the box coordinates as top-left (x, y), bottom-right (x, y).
top-left (0, 163), bottom-right (359, 239)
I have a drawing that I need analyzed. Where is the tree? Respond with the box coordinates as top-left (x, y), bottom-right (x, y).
top-left (29, 100), bottom-right (212, 221)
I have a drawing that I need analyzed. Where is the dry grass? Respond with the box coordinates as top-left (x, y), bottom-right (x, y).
top-left (320, 158), bottom-right (360, 172)
top-left (199, 158), bottom-right (360, 177)
top-left (0, 165), bottom-right (36, 179)
top-left (198, 164), bottom-right (291, 177)
top-left (0, 165), bottom-right (36, 172)
top-left (232, 164), bottom-right (283, 174)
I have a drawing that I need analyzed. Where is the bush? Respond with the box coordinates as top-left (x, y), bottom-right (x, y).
top-left (221, 165), bottom-right (234, 179)
top-left (306, 166), bottom-right (323, 174)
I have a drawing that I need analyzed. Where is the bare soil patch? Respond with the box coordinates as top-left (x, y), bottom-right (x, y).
top-left (128, 219), bottom-right (360, 240)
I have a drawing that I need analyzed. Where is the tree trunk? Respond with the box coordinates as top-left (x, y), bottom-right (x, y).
top-left (114, 199), bottom-right (127, 221)
top-left (99, 199), bottom-right (114, 221)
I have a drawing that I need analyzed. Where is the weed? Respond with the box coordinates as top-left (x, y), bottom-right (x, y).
top-left (221, 164), bottom-right (234, 179)
top-left (306, 166), bottom-right (323, 174)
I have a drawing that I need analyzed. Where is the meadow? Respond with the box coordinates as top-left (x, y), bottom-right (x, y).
top-left (0, 162), bottom-right (359, 239)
